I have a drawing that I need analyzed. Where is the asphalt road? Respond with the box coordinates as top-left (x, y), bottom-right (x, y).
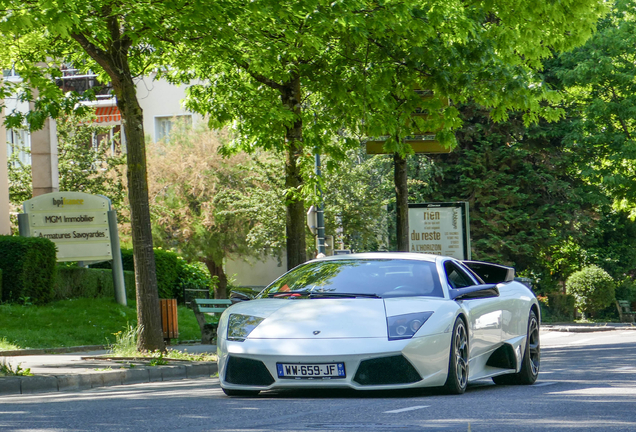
top-left (1, 330), bottom-right (635, 432)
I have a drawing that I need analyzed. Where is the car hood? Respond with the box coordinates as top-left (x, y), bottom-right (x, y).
top-left (237, 298), bottom-right (388, 339)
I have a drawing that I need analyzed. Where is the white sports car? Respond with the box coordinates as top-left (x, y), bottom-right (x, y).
top-left (217, 252), bottom-right (540, 396)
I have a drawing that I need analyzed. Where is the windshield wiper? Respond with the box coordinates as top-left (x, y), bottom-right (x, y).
top-left (309, 292), bottom-right (381, 299)
top-left (267, 291), bottom-right (308, 298)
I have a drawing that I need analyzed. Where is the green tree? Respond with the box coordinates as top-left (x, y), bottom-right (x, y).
top-left (556, 0), bottom-right (636, 215)
top-left (0, 0), bottom-right (196, 350)
top-left (321, 148), bottom-right (392, 252)
top-left (148, 126), bottom-right (285, 298)
top-left (167, 0), bottom-right (607, 259)
top-left (7, 112), bottom-right (126, 230)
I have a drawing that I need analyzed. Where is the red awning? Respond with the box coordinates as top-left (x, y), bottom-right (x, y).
top-left (94, 106), bottom-right (121, 123)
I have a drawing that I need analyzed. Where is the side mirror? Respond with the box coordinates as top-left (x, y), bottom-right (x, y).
top-left (230, 292), bottom-right (252, 304)
top-left (449, 284), bottom-right (500, 300)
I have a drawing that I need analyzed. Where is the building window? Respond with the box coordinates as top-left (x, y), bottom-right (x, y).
top-left (154, 115), bottom-right (192, 142)
top-left (6, 129), bottom-right (31, 166)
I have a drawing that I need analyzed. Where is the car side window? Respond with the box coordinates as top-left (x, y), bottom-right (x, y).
top-left (444, 261), bottom-right (475, 289)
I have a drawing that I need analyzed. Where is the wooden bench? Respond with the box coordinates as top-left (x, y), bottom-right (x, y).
top-left (192, 299), bottom-right (233, 344)
top-left (616, 300), bottom-right (636, 323)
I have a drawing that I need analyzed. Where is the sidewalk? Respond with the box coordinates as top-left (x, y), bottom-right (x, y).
top-left (0, 343), bottom-right (217, 396)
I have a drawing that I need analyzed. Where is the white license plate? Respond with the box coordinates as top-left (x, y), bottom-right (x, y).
top-left (276, 363), bottom-right (346, 379)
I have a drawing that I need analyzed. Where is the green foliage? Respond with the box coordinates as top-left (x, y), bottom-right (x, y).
top-left (56, 113), bottom-right (127, 209)
top-left (6, 112), bottom-right (127, 233)
top-left (0, 236), bottom-right (57, 304)
top-left (615, 277), bottom-right (636, 303)
top-left (0, 360), bottom-right (32, 377)
top-left (148, 351), bottom-right (169, 366)
top-left (566, 265), bottom-right (616, 317)
top-left (167, 0), bottom-right (605, 267)
top-left (555, 0), bottom-right (636, 211)
top-left (92, 248), bottom-right (207, 301)
top-left (54, 267), bottom-right (135, 301)
top-left (426, 105), bottom-right (595, 269)
top-left (0, 336), bottom-right (19, 351)
top-left (176, 260), bottom-right (212, 294)
top-left (108, 323), bottom-right (141, 357)
top-left (148, 126), bottom-right (285, 298)
top-left (321, 149), bottom-right (392, 252)
top-left (545, 293), bottom-right (576, 322)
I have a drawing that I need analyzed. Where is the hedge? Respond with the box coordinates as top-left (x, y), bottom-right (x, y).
top-left (91, 248), bottom-right (197, 300)
top-left (54, 268), bottom-right (136, 301)
top-left (0, 235), bottom-right (57, 304)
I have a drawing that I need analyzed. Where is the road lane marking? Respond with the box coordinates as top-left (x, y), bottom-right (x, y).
top-left (384, 405), bottom-right (430, 414)
top-left (541, 333), bottom-right (570, 339)
top-left (568, 338), bottom-right (592, 345)
top-left (533, 382), bottom-right (557, 387)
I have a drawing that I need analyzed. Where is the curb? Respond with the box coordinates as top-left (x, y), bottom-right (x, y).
top-left (0, 362), bottom-right (218, 395)
top-left (0, 345), bottom-right (107, 357)
top-left (543, 324), bottom-right (636, 333)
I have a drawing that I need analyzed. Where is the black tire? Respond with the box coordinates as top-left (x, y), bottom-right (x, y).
top-left (492, 309), bottom-right (540, 385)
top-left (443, 317), bottom-right (469, 394)
top-left (222, 388), bottom-right (261, 397)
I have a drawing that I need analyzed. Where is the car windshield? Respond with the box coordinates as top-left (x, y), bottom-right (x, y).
top-left (258, 259), bottom-right (443, 299)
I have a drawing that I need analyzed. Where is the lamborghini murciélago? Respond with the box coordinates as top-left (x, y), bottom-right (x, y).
top-left (217, 252), bottom-right (540, 396)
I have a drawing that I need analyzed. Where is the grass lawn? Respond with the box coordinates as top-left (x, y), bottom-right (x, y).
top-left (0, 298), bottom-right (202, 350)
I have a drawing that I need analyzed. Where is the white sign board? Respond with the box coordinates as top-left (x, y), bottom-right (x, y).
top-left (408, 202), bottom-right (470, 260)
top-left (22, 192), bottom-right (112, 262)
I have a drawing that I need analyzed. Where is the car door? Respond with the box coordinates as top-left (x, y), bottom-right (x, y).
top-left (444, 260), bottom-right (503, 363)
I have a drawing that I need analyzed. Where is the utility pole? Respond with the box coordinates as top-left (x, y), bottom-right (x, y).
top-left (315, 151), bottom-right (326, 255)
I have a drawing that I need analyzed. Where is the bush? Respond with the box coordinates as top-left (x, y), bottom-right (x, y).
top-left (544, 292), bottom-right (576, 322)
top-left (176, 260), bottom-right (212, 302)
top-left (54, 267), bottom-right (136, 300)
top-left (91, 248), bottom-right (206, 301)
top-left (615, 277), bottom-right (636, 304)
top-left (566, 265), bottom-right (616, 317)
top-left (0, 236), bottom-right (57, 304)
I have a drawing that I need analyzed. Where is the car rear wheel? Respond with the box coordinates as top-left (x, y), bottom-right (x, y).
top-left (492, 309), bottom-right (540, 385)
top-left (443, 317), bottom-right (469, 394)
top-left (222, 388), bottom-right (261, 397)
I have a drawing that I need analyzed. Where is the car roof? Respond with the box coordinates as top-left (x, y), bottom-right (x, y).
top-left (308, 252), bottom-right (442, 264)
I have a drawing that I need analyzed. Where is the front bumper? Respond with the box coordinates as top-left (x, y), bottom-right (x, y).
top-left (218, 333), bottom-right (450, 391)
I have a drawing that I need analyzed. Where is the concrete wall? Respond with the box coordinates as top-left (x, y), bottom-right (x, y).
top-left (135, 75), bottom-right (203, 143)
top-left (226, 253), bottom-right (288, 288)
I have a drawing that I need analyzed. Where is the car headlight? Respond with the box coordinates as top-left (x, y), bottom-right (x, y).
top-left (227, 314), bottom-right (265, 342)
top-left (387, 312), bottom-right (433, 341)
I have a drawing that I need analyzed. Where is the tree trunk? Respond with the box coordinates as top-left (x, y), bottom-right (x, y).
top-left (394, 151), bottom-right (409, 252)
top-left (205, 259), bottom-right (228, 299)
top-left (72, 30), bottom-right (165, 352)
top-left (117, 77), bottom-right (165, 352)
top-left (282, 76), bottom-right (307, 269)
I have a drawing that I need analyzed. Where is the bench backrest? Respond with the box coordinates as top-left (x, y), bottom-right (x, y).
top-left (618, 300), bottom-right (632, 312)
top-left (193, 298), bottom-right (233, 313)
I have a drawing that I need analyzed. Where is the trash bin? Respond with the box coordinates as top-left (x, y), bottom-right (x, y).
top-left (160, 299), bottom-right (179, 343)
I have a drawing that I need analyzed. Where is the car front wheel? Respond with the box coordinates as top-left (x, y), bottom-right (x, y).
top-left (443, 317), bottom-right (469, 394)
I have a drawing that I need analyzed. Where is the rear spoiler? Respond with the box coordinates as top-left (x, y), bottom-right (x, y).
top-left (462, 261), bottom-right (515, 284)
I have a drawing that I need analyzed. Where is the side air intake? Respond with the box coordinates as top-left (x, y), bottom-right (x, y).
top-left (225, 356), bottom-right (275, 386)
top-left (353, 355), bottom-right (422, 386)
